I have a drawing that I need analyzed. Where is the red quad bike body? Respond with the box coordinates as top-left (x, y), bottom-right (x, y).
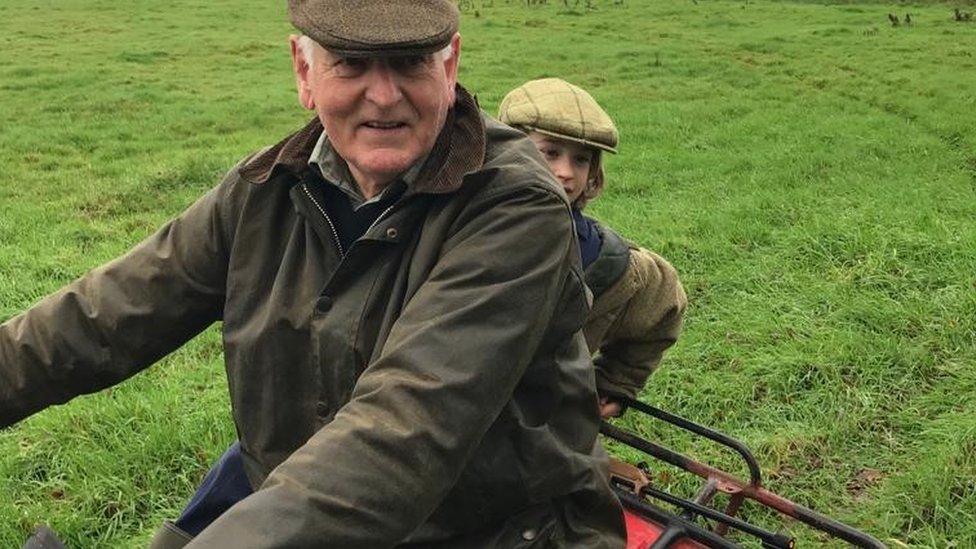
top-left (604, 396), bottom-right (887, 549)
top-left (624, 508), bottom-right (708, 549)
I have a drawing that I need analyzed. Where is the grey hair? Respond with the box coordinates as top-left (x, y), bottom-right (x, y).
top-left (297, 35), bottom-right (320, 68)
top-left (434, 41), bottom-right (455, 62)
top-left (296, 35), bottom-right (455, 69)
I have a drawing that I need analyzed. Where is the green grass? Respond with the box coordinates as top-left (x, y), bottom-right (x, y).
top-left (1, 0), bottom-right (974, 546)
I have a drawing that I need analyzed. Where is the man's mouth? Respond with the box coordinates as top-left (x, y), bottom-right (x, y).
top-left (363, 121), bottom-right (407, 130)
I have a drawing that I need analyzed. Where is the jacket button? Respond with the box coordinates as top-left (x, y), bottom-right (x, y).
top-left (315, 295), bottom-right (333, 313)
top-left (385, 227), bottom-right (398, 239)
top-left (521, 528), bottom-right (537, 541)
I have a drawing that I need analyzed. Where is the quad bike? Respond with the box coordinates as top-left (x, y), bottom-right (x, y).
top-left (602, 395), bottom-right (886, 548)
top-left (23, 396), bottom-right (887, 549)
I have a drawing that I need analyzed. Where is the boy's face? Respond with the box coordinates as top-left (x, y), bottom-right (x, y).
top-left (527, 132), bottom-right (594, 204)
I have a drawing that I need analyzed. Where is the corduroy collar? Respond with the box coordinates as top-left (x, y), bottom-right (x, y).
top-left (239, 85), bottom-right (486, 196)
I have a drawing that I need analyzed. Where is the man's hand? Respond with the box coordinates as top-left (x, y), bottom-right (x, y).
top-left (599, 396), bottom-right (623, 419)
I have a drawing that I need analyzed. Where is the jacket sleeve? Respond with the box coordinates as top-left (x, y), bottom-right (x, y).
top-left (593, 248), bottom-right (687, 400)
top-left (188, 184), bottom-right (582, 548)
top-left (0, 170), bottom-right (239, 428)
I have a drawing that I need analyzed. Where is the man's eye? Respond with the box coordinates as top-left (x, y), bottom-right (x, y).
top-left (333, 57), bottom-right (368, 76)
top-left (389, 55), bottom-right (431, 74)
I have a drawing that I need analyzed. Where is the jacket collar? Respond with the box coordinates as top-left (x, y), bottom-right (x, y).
top-left (239, 85), bottom-right (486, 196)
top-left (584, 222), bottom-right (631, 301)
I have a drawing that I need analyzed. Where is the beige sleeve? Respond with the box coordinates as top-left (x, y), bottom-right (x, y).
top-left (593, 248), bottom-right (687, 400)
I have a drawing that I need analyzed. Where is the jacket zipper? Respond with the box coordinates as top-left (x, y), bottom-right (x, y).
top-left (301, 183), bottom-right (399, 258)
top-left (302, 183), bottom-right (344, 257)
top-left (365, 202), bottom-right (397, 237)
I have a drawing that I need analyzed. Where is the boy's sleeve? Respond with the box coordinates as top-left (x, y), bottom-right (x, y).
top-left (594, 249), bottom-right (686, 400)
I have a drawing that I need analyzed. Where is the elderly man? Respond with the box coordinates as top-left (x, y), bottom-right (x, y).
top-left (2, 1), bottom-right (625, 547)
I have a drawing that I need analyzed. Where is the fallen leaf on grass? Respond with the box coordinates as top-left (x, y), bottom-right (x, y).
top-left (768, 465), bottom-right (798, 481)
top-left (846, 468), bottom-right (885, 500)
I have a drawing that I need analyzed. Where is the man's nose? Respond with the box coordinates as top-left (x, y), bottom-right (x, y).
top-left (364, 62), bottom-right (404, 108)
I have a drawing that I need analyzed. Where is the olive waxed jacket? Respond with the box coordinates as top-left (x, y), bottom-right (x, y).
top-left (583, 224), bottom-right (687, 400)
top-left (0, 87), bottom-right (625, 547)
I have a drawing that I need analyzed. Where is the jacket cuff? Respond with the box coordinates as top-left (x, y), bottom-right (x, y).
top-left (594, 370), bottom-right (640, 401)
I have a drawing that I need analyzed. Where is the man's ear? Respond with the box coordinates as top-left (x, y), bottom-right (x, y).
top-left (289, 35), bottom-right (315, 110)
top-left (443, 34), bottom-right (462, 104)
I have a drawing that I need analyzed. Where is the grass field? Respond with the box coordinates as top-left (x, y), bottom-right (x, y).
top-left (1, 0), bottom-right (975, 546)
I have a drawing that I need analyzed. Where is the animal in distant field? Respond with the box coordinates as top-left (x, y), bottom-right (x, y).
top-left (955, 8), bottom-right (963, 21)
top-left (904, 13), bottom-right (912, 25)
top-left (954, 8), bottom-right (973, 22)
top-left (888, 13), bottom-right (900, 26)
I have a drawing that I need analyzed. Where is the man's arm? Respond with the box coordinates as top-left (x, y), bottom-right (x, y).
top-left (188, 184), bottom-right (581, 547)
top-left (594, 248), bottom-right (687, 401)
top-left (0, 173), bottom-right (237, 428)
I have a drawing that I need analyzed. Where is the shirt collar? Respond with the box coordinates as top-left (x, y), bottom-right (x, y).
top-left (309, 131), bottom-right (427, 211)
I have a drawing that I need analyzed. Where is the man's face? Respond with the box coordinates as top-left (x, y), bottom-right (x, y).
top-left (527, 132), bottom-right (594, 204)
top-left (290, 35), bottom-right (461, 190)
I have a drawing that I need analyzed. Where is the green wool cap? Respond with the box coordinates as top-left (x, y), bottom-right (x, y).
top-left (498, 78), bottom-right (619, 154)
top-left (289, 0), bottom-right (459, 57)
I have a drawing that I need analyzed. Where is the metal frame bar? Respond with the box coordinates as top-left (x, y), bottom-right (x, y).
top-left (603, 395), bottom-right (887, 549)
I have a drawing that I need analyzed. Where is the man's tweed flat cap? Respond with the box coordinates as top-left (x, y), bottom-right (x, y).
top-left (289, 0), bottom-right (459, 57)
top-left (499, 78), bottom-right (619, 154)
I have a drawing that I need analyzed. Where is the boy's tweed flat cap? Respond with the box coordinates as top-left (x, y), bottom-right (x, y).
top-left (289, 0), bottom-right (459, 57)
top-left (499, 78), bottom-right (619, 154)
